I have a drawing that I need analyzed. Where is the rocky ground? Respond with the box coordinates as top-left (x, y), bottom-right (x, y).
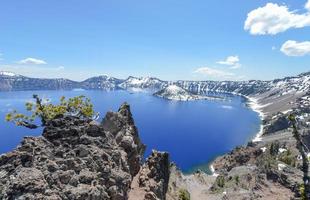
top-left (0, 103), bottom-right (169, 200)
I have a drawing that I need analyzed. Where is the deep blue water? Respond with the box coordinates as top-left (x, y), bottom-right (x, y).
top-left (0, 90), bottom-right (261, 173)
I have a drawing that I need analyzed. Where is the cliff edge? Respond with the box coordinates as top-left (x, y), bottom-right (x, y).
top-left (0, 103), bottom-right (169, 200)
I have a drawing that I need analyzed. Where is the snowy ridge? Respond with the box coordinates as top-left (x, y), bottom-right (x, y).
top-left (81, 75), bottom-right (123, 91)
top-left (119, 76), bottom-right (167, 90)
top-left (0, 71), bottom-right (19, 77)
top-left (0, 71), bottom-right (309, 99)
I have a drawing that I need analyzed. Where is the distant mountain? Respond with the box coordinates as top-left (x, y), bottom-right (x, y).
top-left (118, 76), bottom-right (167, 90)
top-left (81, 75), bottom-right (124, 91)
top-left (0, 72), bottom-right (79, 91)
top-left (0, 71), bottom-right (309, 101)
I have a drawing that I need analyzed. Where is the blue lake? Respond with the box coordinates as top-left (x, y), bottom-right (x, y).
top-left (0, 90), bottom-right (261, 173)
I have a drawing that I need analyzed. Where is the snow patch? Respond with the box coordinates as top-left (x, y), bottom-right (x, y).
top-left (0, 71), bottom-right (18, 77)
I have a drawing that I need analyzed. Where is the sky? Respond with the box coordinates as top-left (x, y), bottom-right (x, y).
top-left (0, 0), bottom-right (309, 81)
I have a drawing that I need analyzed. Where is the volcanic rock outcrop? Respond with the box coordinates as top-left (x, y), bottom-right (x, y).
top-left (0, 103), bottom-right (170, 200)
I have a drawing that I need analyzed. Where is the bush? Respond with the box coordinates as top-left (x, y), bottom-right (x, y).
top-left (269, 142), bottom-right (279, 156)
top-left (5, 94), bottom-right (98, 129)
top-left (216, 175), bottom-right (225, 188)
top-left (278, 149), bottom-right (296, 167)
top-left (299, 184), bottom-right (307, 200)
top-left (234, 175), bottom-right (240, 185)
top-left (178, 189), bottom-right (190, 200)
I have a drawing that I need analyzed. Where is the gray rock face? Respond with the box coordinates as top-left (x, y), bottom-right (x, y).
top-left (0, 103), bottom-right (145, 200)
top-left (128, 150), bottom-right (170, 200)
top-left (138, 150), bottom-right (170, 200)
top-left (263, 113), bottom-right (290, 135)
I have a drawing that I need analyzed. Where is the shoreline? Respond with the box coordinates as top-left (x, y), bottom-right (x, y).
top-left (209, 164), bottom-right (219, 177)
top-left (246, 96), bottom-right (265, 142)
top-left (209, 95), bottom-right (266, 176)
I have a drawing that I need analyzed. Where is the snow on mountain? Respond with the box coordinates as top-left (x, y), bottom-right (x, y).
top-left (0, 71), bottom-right (19, 77)
top-left (153, 85), bottom-right (219, 101)
top-left (0, 71), bottom-right (309, 105)
top-left (81, 75), bottom-right (123, 90)
top-left (119, 76), bottom-right (167, 90)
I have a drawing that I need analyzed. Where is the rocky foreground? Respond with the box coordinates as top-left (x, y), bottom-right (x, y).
top-left (0, 103), bottom-right (170, 199)
top-left (0, 101), bottom-right (308, 199)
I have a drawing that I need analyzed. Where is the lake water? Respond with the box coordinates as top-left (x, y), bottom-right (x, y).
top-left (0, 90), bottom-right (261, 173)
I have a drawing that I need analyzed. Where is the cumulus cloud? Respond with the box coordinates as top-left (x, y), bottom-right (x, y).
top-left (244, 1), bottom-right (310, 35)
top-left (193, 67), bottom-right (234, 78)
top-left (217, 56), bottom-right (241, 69)
top-left (306, 0), bottom-right (310, 10)
top-left (280, 40), bottom-right (310, 56)
top-left (57, 66), bottom-right (65, 70)
top-left (18, 57), bottom-right (47, 65)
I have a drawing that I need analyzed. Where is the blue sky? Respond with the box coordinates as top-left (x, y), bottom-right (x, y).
top-left (0, 0), bottom-right (309, 81)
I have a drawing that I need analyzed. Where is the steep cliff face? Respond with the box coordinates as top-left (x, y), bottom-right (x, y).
top-left (129, 150), bottom-right (170, 200)
top-left (0, 103), bottom-right (170, 200)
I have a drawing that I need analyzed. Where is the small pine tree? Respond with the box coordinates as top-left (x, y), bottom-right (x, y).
top-left (5, 94), bottom-right (98, 129)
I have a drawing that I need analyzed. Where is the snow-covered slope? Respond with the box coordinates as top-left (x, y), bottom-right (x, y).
top-left (119, 76), bottom-right (167, 90)
top-left (0, 71), bottom-right (19, 77)
top-left (81, 75), bottom-right (123, 90)
top-left (153, 85), bottom-right (217, 101)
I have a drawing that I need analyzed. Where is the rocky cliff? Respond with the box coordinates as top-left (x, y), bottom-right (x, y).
top-left (0, 103), bottom-right (169, 200)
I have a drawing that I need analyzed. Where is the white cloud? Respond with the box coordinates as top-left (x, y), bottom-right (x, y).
top-left (272, 46), bottom-right (277, 50)
top-left (57, 66), bottom-right (65, 70)
top-left (306, 0), bottom-right (310, 10)
top-left (193, 67), bottom-right (234, 78)
top-left (244, 1), bottom-right (310, 35)
top-left (18, 57), bottom-right (47, 65)
top-left (217, 56), bottom-right (241, 69)
top-left (280, 40), bottom-right (310, 56)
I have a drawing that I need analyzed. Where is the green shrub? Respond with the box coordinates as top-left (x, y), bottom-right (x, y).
top-left (278, 149), bottom-right (296, 167)
top-left (269, 142), bottom-right (279, 156)
top-left (216, 175), bottom-right (225, 188)
top-left (6, 94), bottom-right (97, 129)
top-left (234, 175), bottom-right (240, 185)
top-left (178, 189), bottom-right (190, 200)
top-left (299, 184), bottom-right (307, 200)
